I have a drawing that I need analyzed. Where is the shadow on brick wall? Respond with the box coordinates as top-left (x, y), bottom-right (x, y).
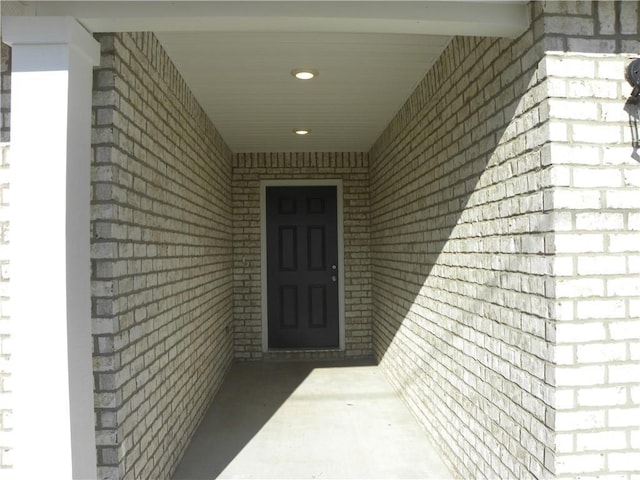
top-left (368, 7), bottom-right (640, 478)
top-left (367, 32), bottom-right (549, 478)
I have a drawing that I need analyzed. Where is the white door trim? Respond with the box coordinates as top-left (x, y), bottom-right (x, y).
top-left (260, 179), bottom-right (346, 352)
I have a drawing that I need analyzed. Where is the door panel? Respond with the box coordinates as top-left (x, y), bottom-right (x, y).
top-left (308, 285), bottom-right (327, 328)
top-left (307, 226), bottom-right (326, 270)
top-left (278, 226), bottom-right (297, 271)
top-left (266, 186), bottom-right (339, 348)
top-left (279, 285), bottom-right (299, 328)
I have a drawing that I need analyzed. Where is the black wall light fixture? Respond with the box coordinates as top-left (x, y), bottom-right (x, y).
top-left (626, 58), bottom-right (640, 97)
top-left (625, 58), bottom-right (640, 157)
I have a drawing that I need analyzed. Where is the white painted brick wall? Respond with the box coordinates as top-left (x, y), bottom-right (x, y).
top-left (0, 142), bottom-right (10, 471)
top-left (543, 1), bottom-right (640, 478)
top-left (91, 33), bottom-right (234, 480)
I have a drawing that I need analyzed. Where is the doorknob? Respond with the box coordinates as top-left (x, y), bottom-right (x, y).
top-left (331, 275), bottom-right (337, 282)
top-left (331, 264), bottom-right (337, 270)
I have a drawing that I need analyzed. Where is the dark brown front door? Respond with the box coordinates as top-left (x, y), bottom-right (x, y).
top-left (266, 186), bottom-right (339, 348)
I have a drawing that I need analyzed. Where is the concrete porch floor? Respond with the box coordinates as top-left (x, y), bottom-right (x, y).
top-left (172, 360), bottom-right (452, 479)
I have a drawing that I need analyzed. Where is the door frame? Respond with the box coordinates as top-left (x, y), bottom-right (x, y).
top-left (260, 179), bottom-right (346, 352)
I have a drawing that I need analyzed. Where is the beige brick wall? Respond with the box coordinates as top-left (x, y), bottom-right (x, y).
top-left (232, 152), bottom-right (372, 360)
top-left (91, 33), bottom-right (234, 479)
top-left (369, 5), bottom-right (555, 479)
top-left (542, 1), bottom-right (640, 477)
top-left (1, 2), bottom-right (639, 478)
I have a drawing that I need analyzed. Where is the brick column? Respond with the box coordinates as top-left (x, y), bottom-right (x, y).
top-left (541, 2), bottom-right (640, 477)
top-left (2, 17), bottom-right (99, 479)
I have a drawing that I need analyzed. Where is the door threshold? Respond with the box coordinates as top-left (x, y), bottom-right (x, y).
top-left (267, 347), bottom-right (343, 353)
top-left (262, 348), bottom-right (350, 362)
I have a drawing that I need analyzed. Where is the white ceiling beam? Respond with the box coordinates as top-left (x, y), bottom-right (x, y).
top-left (21, 1), bottom-right (529, 38)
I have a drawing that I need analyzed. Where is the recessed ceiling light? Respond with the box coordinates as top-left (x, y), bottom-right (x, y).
top-left (294, 129), bottom-right (311, 135)
top-left (291, 68), bottom-right (318, 80)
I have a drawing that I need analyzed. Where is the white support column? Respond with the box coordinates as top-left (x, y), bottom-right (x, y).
top-left (2, 17), bottom-right (99, 479)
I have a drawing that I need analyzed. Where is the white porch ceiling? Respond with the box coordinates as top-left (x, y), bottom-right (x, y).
top-left (2, 1), bottom-right (529, 152)
top-left (155, 31), bottom-right (451, 152)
